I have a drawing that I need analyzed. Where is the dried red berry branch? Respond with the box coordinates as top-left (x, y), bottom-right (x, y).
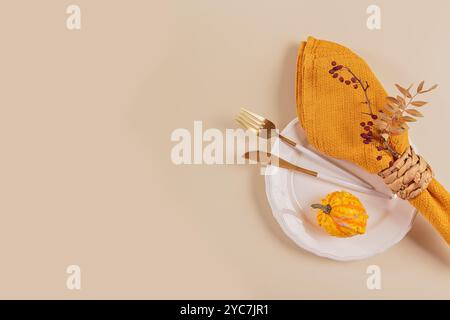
top-left (329, 62), bottom-right (375, 116)
top-left (343, 66), bottom-right (373, 115)
top-left (328, 61), bottom-right (438, 162)
top-left (329, 61), bottom-right (386, 161)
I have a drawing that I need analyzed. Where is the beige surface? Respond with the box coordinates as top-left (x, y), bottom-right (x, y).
top-left (0, 0), bottom-right (448, 299)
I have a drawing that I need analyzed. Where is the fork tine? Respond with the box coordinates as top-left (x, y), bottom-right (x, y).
top-left (241, 107), bottom-right (265, 122)
top-left (235, 116), bottom-right (250, 130)
top-left (239, 111), bottom-right (263, 129)
top-left (240, 109), bottom-right (264, 125)
top-left (236, 115), bottom-right (260, 132)
top-left (236, 114), bottom-right (259, 129)
top-left (235, 117), bottom-right (258, 135)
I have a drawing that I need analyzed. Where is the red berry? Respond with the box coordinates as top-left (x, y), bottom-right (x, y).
top-left (371, 114), bottom-right (378, 120)
top-left (339, 77), bottom-right (344, 82)
top-left (329, 69), bottom-right (335, 74)
top-left (353, 84), bottom-right (358, 89)
top-left (364, 126), bottom-right (370, 131)
top-left (360, 122), bottom-right (366, 127)
top-left (351, 77), bottom-right (357, 83)
top-left (334, 65), bottom-right (343, 71)
top-left (363, 140), bottom-right (370, 144)
top-left (360, 133), bottom-right (367, 139)
top-left (331, 61), bottom-right (337, 66)
top-left (345, 80), bottom-right (351, 85)
top-left (367, 121), bottom-right (373, 126)
top-left (377, 146), bottom-right (384, 151)
top-left (376, 156), bottom-right (382, 161)
top-left (333, 73), bottom-right (339, 78)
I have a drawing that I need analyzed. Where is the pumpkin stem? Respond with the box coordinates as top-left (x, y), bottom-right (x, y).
top-left (311, 204), bottom-right (332, 214)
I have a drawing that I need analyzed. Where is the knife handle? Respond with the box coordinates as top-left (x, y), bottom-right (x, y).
top-left (278, 134), bottom-right (374, 190)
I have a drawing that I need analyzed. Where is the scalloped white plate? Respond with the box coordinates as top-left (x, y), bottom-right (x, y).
top-left (264, 118), bottom-right (417, 261)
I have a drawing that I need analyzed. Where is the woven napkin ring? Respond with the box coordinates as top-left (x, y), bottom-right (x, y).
top-left (378, 146), bottom-right (433, 200)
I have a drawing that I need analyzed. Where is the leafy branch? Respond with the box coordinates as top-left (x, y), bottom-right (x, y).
top-left (375, 81), bottom-right (438, 159)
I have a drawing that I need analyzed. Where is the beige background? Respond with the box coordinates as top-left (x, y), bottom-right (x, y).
top-left (0, 0), bottom-right (448, 299)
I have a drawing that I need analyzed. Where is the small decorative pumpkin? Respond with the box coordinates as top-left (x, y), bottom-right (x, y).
top-left (311, 191), bottom-right (368, 238)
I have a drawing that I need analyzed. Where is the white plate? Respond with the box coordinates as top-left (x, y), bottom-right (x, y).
top-left (264, 118), bottom-right (417, 261)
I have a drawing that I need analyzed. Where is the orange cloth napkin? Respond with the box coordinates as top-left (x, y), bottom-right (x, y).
top-left (296, 36), bottom-right (450, 244)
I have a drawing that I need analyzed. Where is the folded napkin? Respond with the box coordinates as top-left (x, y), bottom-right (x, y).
top-left (296, 36), bottom-right (450, 245)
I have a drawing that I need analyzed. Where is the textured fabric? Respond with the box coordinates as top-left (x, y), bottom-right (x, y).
top-left (296, 36), bottom-right (450, 245)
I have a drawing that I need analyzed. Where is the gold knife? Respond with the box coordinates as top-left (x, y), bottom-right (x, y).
top-left (243, 151), bottom-right (392, 199)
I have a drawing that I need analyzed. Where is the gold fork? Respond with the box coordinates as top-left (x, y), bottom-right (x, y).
top-left (235, 107), bottom-right (375, 191)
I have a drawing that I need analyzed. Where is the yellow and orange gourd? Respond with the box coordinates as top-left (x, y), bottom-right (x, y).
top-left (311, 191), bottom-right (368, 238)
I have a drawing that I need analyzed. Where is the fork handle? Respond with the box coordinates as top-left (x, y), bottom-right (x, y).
top-left (278, 134), bottom-right (374, 190)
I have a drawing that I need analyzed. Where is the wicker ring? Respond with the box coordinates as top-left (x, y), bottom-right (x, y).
top-left (378, 146), bottom-right (433, 200)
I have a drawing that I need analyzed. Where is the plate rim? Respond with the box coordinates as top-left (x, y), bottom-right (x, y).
top-left (264, 117), bottom-right (417, 261)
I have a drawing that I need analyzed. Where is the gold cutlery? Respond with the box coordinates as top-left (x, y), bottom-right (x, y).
top-left (243, 151), bottom-right (392, 199)
top-left (236, 107), bottom-right (375, 191)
